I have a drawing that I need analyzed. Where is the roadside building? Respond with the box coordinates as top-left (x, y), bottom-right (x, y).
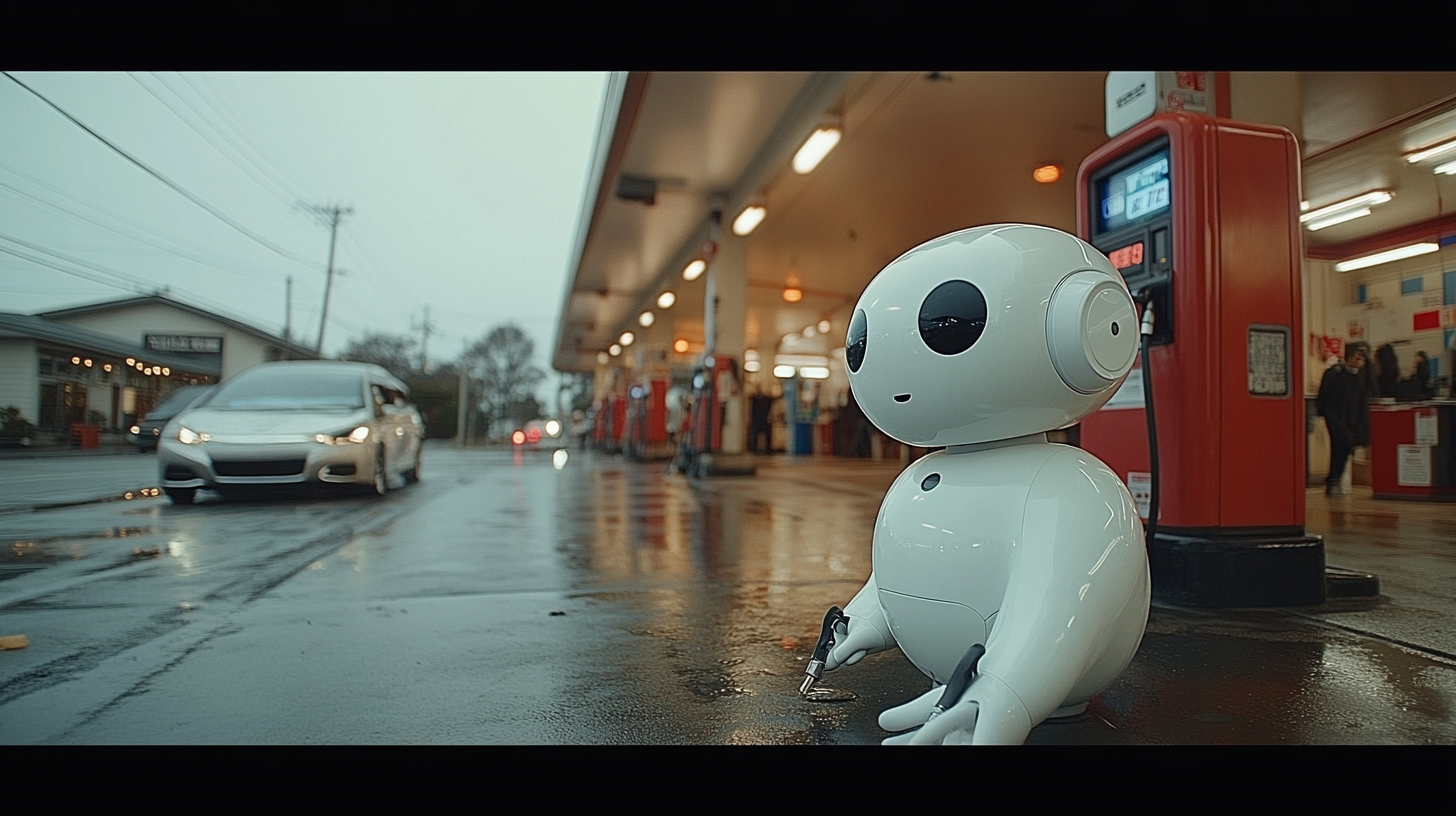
top-left (0, 295), bottom-right (314, 443)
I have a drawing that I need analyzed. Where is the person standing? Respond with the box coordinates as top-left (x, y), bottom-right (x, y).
top-left (1317, 345), bottom-right (1370, 496)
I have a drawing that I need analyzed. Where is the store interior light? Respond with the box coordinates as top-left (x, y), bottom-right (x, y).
top-left (1300, 191), bottom-right (1392, 225)
top-left (744, 360), bottom-right (761, 373)
top-left (657, 291), bottom-right (676, 309)
top-left (793, 127), bottom-right (842, 174)
top-left (773, 364), bottom-right (796, 378)
top-left (1032, 164), bottom-right (1062, 183)
top-left (609, 344), bottom-right (622, 357)
top-left (597, 351), bottom-right (610, 365)
top-left (803, 326), bottom-right (816, 338)
top-left (619, 331), bottom-right (635, 346)
top-left (817, 319), bottom-right (831, 334)
top-left (1435, 159), bottom-right (1456, 176)
top-left (1306, 207), bottom-right (1372, 231)
top-left (733, 205), bottom-right (766, 236)
top-left (782, 287), bottom-right (803, 303)
top-left (1334, 243), bottom-right (1439, 272)
top-left (638, 311), bottom-right (654, 327)
top-left (1404, 138), bottom-right (1456, 164)
top-left (799, 366), bottom-right (831, 379)
top-left (682, 260), bottom-right (706, 281)
top-left (673, 339), bottom-right (689, 353)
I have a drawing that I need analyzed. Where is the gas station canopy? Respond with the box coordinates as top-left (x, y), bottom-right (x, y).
top-left (555, 72), bottom-right (1456, 375)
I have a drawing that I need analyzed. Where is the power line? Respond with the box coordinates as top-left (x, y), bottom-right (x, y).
top-left (2, 71), bottom-right (323, 273)
top-left (0, 244), bottom-right (146, 294)
top-left (179, 73), bottom-right (321, 206)
top-left (126, 72), bottom-right (298, 211)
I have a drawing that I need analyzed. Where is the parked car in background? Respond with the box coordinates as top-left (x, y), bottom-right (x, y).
top-left (157, 361), bottom-right (424, 504)
top-left (129, 385), bottom-right (214, 452)
top-left (512, 417), bottom-right (563, 451)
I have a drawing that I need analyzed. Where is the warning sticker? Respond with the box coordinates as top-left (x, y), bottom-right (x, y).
top-left (1397, 445), bottom-right (1432, 487)
top-left (1127, 471), bottom-right (1152, 520)
top-left (1248, 326), bottom-right (1290, 396)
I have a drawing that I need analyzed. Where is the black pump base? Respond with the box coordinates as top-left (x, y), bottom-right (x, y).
top-left (1150, 531), bottom-right (1326, 607)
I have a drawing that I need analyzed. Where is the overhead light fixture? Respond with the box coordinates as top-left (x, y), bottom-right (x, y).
top-left (773, 365), bottom-right (796, 378)
top-left (733, 205), bottom-right (766, 236)
top-left (682, 259), bottom-right (706, 281)
top-left (657, 291), bottom-right (676, 309)
top-left (673, 339), bottom-right (689, 353)
top-left (817, 319), bottom-right (831, 334)
top-left (799, 366), bottom-right (831, 379)
top-left (597, 351), bottom-right (610, 364)
top-left (793, 125), bottom-right (843, 174)
top-left (619, 331), bottom-right (635, 346)
top-left (638, 311), bottom-right (654, 327)
top-left (1436, 159), bottom-right (1456, 176)
top-left (782, 286), bottom-right (803, 303)
top-left (803, 326), bottom-right (816, 338)
top-left (1404, 138), bottom-right (1456, 164)
top-left (745, 349), bottom-right (759, 362)
top-left (744, 361), bottom-right (761, 373)
top-left (1334, 243), bottom-right (1439, 272)
top-left (1032, 164), bottom-right (1062, 183)
top-left (609, 344), bottom-right (622, 357)
top-left (1300, 191), bottom-right (1392, 226)
top-left (1306, 208), bottom-right (1372, 231)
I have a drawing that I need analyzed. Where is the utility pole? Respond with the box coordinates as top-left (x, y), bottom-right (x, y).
top-left (413, 305), bottom-right (436, 373)
top-left (300, 203), bottom-right (353, 355)
top-left (284, 276), bottom-right (293, 343)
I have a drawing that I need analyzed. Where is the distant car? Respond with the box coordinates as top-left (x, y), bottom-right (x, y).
top-left (512, 418), bottom-right (563, 451)
top-left (129, 385), bottom-right (214, 452)
top-left (157, 361), bottom-right (424, 505)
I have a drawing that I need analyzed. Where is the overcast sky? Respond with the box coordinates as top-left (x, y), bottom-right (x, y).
top-left (0, 71), bottom-right (609, 406)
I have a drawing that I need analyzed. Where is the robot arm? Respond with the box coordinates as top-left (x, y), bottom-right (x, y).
top-left (880, 450), bottom-right (1149, 744)
top-left (824, 572), bottom-right (897, 671)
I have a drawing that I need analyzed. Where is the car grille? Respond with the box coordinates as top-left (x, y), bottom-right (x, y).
top-left (213, 459), bottom-right (307, 477)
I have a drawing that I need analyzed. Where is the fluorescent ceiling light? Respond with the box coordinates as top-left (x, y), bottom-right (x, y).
top-left (773, 365), bottom-right (796, 378)
top-left (682, 260), bottom-right (706, 281)
top-left (1334, 243), bottom-right (1439, 272)
top-left (1436, 159), bottom-right (1456, 176)
top-left (774, 354), bottom-right (830, 368)
top-left (793, 128), bottom-right (842, 174)
top-left (638, 311), bottom-right (654, 327)
top-left (744, 361), bottom-right (761, 373)
top-left (1305, 207), bottom-right (1372, 231)
top-left (1300, 191), bottom-right (1391, 224)
top-left (799, 366), bottom-right (831, 379)
top-left (656, 291), bottom-right (676, 309)
top-left (1404, 139), bottom-right (1456, 164)
top-left (733, 205), bottom-right (766, 236)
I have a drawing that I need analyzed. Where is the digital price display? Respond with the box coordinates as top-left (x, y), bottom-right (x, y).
top-left (1097, 148), bottom-right (1171, 234)
top-left (1108, 242), bottom-right (1144, 270)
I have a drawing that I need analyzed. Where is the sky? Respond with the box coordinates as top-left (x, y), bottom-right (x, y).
top-left (0, 71), bottom-right (609, 408)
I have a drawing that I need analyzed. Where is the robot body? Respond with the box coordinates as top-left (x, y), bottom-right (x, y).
top-left (821, 224), bottom-right (1151, 744)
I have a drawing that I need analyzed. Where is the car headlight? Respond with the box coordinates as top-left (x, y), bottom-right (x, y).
top-left (178, 426), bottom-right (210, 445)
top-left (314, 426), bottom-right (370, 445)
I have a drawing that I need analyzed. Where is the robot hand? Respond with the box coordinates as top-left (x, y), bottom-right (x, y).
top-left (824, 577), bottom-right (896, 671)
top-left (878, 672), bottom-right (1033, 745)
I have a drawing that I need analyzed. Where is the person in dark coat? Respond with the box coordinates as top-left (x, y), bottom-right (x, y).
top-left (1317, 345), bottom-right (1370, 496)
top-left (1374, 343), bottom-right (1400, 398)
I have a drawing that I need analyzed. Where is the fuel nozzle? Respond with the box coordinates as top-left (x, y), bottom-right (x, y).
top-left (799, 605), bottom-right (848, 695)
top-left (926, 642), bottom-right (986, 722)
top-left (1138, 289), bottom-right (1155, 336)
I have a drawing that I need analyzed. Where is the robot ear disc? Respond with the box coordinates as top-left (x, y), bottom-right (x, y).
top-left (1046, 271), bottom-right (1139, 394)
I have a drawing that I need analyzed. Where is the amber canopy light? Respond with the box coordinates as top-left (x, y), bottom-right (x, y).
top-left (673, 339), bottom-right (689, 353)
top-left (733, 205), bottom-right (766, 236)
top-left (782, 287), bottom-right (803, 303)
top-left (1033, 164), bottom-right (1061, 183)
top-left (657, 291), bottom-right (676, 309)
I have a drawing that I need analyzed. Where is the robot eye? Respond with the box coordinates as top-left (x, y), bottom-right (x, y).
top-left (847, 309), bottom-right (868, 373)
top-left (919, 280), bottom-right (987, 356)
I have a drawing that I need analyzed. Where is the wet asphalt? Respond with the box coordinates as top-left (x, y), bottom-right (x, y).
top-left (0, 442), bottom-right (1453, 744)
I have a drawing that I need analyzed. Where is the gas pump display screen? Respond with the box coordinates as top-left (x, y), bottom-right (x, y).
top-left (1096, 148), bottom-right (1171, 234)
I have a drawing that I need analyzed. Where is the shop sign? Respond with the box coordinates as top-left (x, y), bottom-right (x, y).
top-left (146, 335), bottom-right (222, 353)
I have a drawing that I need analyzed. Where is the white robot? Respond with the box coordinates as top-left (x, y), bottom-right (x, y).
top-left (805, 223), bottom-right (1150, 745)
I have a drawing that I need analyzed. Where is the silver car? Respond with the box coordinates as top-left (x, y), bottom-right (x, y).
top-left (158, 361), bottom-right (424, 504)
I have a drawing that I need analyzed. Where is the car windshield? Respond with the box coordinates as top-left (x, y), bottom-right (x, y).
top-left (209, 370), bottom-right (366, 411)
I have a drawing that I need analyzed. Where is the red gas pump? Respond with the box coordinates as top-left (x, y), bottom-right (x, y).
top-left (1076, 112), bottom-right (1324, 607)
top-left (623, 377), bottom-right (670, 460)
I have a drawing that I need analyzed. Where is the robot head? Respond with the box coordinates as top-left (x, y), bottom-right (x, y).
top-left (845, 224), bottom-right (1138, 447)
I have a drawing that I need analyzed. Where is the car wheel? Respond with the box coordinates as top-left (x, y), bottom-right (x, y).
top-left (372, 446), bottom-right (389, 497)
top-left (404, 449), bottom-right (421, 484)
top-left (165, 487), bottom-right (196, 505)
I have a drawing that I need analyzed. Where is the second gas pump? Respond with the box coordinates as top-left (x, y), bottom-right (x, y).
top-left (1076, 112), bottom-right (1326, 607)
